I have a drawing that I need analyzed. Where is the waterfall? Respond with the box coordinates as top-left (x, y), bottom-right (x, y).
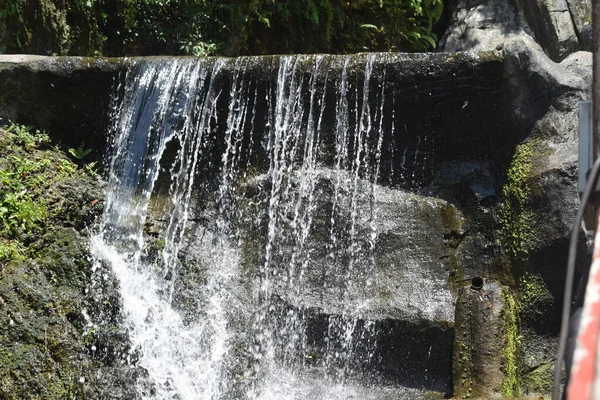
top-left (92, 58), bottom-right (232, 399)
top-left (90, 54), bottom-right (438, 399)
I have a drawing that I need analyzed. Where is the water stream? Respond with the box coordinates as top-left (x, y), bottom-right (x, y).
top-left (90, 55), bottom-right (438, 399)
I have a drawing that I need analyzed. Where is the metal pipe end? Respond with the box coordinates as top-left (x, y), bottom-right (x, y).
top-left (471, 276), bottom-right (484, 290)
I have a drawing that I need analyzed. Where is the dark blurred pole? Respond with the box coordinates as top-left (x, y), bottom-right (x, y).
top-left (594, 0), bottom-right (600, 159)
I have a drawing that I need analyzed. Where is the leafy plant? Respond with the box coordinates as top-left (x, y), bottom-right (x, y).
top-left (0, 190), bottom-right (46, 233)
top-left (4, 124), bottom-right (50, 151)
top-left (0, 238), bottom-right (23, 262)
top-left (0, 0), bottom-right (20, 19)
top-left (0, 123), bottom-right (86, 263)
top-left (2, 0), bottom-right (443, 56)
top-left (83, 161), bottom-right (99, 176)
top-left (68, 145), bottom-right (93, 160)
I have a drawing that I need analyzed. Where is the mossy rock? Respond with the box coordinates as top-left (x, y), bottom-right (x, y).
top-left (0, 258), bottom-right (89, 399)
top-left (0, 123), bottom-right (139, 399)
top-left (522, 361), bottom-right (555, 396)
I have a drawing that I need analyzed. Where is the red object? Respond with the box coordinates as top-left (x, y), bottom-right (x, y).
top-left (568, 211), bottom-right (600, 398)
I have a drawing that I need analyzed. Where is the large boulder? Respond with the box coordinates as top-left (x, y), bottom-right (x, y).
top-left (440, 1), bottom-right (592, 396)
top-left (499, 21), bottom-right (590, 400)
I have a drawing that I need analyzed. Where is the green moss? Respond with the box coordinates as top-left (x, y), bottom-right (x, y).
top-left (441, 202), bottom-right (465, 235)
top-left (501, 291), bottom-right (521, 397)
top-left (0, 259), bottom-right (88, 399)
top-left (423, 391), bottom-right (446, 399)
top-left (473, 50), bottom-right (504, 63)
top-left (499, 141), bottom-right (535, 266)
top-left (523, 362), bottom-right (554, 395)
top-left (519, 273), bottom-right (552, 312)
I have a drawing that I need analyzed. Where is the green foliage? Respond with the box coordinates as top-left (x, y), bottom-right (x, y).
top-left (0, 239), bottom-right (22, 261)
top-left (4, 123), bottom-right (50, 150)
top-left (0, 189), bottom-right (46, 233)
top-left (68, 144), bottom-right (92, 160)
top-left (350, 0), bottom-right (444, 52)
top-left (0, 0), bottom-right (20, 19)
top-left (83, 161), bottom-right (99, 176)
top-left (0, 0), bottom-right (107, 55)
top-left (1, 0), bottom-right (443, 56)
top-left (0, 123), bottom-right (82, 263)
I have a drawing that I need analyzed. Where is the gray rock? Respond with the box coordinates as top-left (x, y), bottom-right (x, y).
top-left (439, 0), bottom-right (523, 52)
top-left (0, 55), bottom-right (124, 152)
top-left (503, 35), bottom-right (588, 132)
top-left (560, 50), bottom-right (593, 86)
top-left (518, 0), bottom-right (580, 61)
top-left (424, 161), bottom-right (499, 207)
top-left (566, 0), bottom-right (593, 50)
top-left (441, 0), bottom-right (588, 61)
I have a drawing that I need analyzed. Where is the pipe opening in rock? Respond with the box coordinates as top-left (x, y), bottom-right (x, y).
top-left (471, 276), bottom-right (484, 290)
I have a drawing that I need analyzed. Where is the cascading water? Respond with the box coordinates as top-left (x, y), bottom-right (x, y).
top-left (90, 54), bottom-right (444, 400)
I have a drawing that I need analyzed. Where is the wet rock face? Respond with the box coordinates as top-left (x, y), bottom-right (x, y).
top-left (238, 170), bottom-right (460, 326)
top-left (0, 52), bottom-right (513, 175)
top-left (172, 169), bottom-right (460, 395)
top-left (0, 51), bottom-right (522, 397)
top-left (0, 34), bottom-right (590, 396)
top-left (0, 55), bottom-right (122, 153)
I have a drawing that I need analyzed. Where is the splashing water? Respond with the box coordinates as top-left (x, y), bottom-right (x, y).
top-left (90, 54), bottom-right (432, 400)
top-left (92, 58), bottom-right (231, 399)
